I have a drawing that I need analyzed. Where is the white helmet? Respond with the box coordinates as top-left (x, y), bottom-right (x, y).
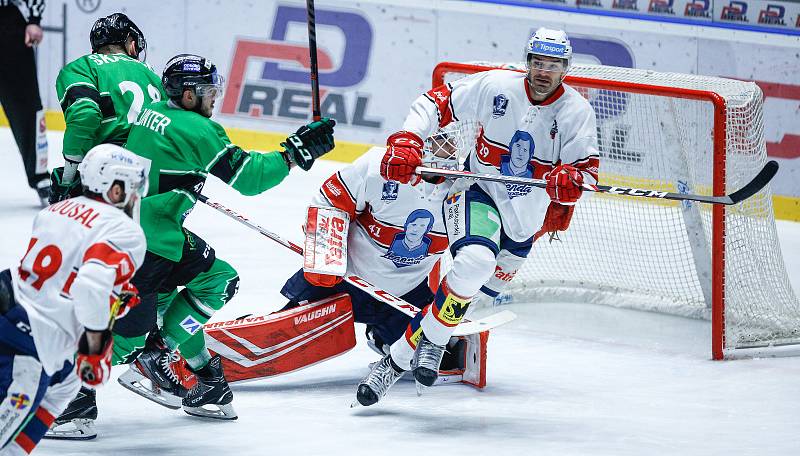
top-left (526, 27), bottom-right (572, 70)
top-left (78, 144), bottom-right (148, 208)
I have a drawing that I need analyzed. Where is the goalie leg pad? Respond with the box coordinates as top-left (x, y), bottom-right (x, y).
top-left (437, 331), bottom-right (490, 389)
top-left (204, 294), bottom-right (356, 383)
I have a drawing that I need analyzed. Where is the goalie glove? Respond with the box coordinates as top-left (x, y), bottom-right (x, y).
top-left (303, 271), bottom-right (343, 288)
top-left (281, 118), bottom-right (336, 171)
top-left (534, 202), bottom-right (575, 242)
top-left (544, 164), bottom-right (584, 205)
top-left (76, 330), bottom-right (113, 387)
top-left (381, 131), bottom-right (424, 185)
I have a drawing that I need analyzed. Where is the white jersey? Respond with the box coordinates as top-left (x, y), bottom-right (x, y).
top-left (402, 69), bottom-right (600, 242)
top-left (314, 147), bottom-right (451, 296)
top-left (12, 196), bottom-right (145, 375)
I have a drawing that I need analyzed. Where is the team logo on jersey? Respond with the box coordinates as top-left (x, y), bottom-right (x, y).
top-left (10, 393), bottom-right (30, 410)
top-left (492, 94), bottom-right (508, 118)
top-left (381, 181), bottom-right (399, 201)
top-left (382, 209), bottom-right (434, 268)
top-left (500, 131), bottom-right (535, 199)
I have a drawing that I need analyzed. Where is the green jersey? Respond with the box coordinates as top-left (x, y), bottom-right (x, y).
top-left (55, 53), bottom-right (165, 163)
top-left (125, 101), bottom-right (290, 261)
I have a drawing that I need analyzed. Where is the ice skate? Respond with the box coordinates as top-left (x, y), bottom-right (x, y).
top-left (412, 334), bottom-right (446, 392)
top-left (43, 387), bottom-right (97, 440)
top-left (183, 355), bottom-right (238, 420)
top-left (118, 335), bottom-right (189, 409)
top-left (354, 354), bottom-right (405, 407)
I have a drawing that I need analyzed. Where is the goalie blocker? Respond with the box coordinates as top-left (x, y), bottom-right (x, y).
top-left (203, 294), bottom-right (490, 388)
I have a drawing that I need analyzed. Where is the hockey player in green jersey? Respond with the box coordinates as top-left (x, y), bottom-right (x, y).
top-left (49, 13), bottom-right (163, 204)
top-left (111, 54), bottom-right (336, 420)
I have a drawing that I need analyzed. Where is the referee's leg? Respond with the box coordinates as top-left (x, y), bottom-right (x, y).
top-left (0, 6), bottom-right (49, 196)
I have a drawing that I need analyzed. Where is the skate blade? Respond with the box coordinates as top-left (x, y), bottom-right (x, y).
top-left (43, 419), bottom-right (97, 440)
top-left (183, 403), bottom-right (238, 420)
top-left (416, 381), bottom-right (426, 397)
top-left (118, 368), bottom-right (183, 410)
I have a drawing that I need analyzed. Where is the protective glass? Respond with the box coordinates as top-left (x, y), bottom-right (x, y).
top-left (195, 73), bottom-right (225, 100)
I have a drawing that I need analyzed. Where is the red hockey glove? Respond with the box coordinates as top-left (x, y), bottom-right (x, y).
top-left (544, 164), bottom-right (584, 204)
top-left (76, 330), bottom-right (113, 387)
top-left (534, 202), bottom-right (575, 242)
top-left (304, 271), bottom-right (343, 288)
top-left (381, 131), bottom-right (424, 185)
top-left (115, 282), bottom-right (141, 319)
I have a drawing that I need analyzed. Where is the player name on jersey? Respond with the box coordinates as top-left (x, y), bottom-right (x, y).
top-left (47, 199), bottom-right (102, 228)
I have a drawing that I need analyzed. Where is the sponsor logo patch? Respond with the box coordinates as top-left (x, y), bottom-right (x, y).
top-left (180, 316), bottom-right (203, 335)
top-left (10, 393), bottom-right (30, 410)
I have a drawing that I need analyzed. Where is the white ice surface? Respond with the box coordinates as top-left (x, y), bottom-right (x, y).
top-left (1, 129), bottom-right (799, 456)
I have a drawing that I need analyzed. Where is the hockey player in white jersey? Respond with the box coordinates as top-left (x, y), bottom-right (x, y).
top-left (0, 144), bottom-right (146, 452)
top-left (280, 129), bottom-right (459, 355)
top-left (357, 28), bottom-right (600, 406)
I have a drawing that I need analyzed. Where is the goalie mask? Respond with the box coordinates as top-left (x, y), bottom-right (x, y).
top-left (79, 144), bottom-right (148, 222)
top-left (421, 122), bottom-right (477, 171)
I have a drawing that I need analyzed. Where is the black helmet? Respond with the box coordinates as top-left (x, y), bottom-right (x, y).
top-left (90, 13), bottom-right (146, 60)
top-left (162, 54), bottom-right (223, 102)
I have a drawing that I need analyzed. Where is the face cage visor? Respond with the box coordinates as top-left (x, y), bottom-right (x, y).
top-left (195, 73), bottom-right (225, 100)
top-left (526, 55), bottom-right (567, 74)
top-left (423, 133), bottom-right (462, 170)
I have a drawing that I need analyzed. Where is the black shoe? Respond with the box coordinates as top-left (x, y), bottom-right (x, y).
top-left (182, 355), bottom-right (237, 420)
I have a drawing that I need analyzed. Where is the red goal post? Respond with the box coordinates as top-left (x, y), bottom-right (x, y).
top-left (431, 61), bottom-right (800, 359)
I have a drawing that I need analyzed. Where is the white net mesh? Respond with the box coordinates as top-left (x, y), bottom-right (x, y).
top-left (436, 62), bottom-right (800, 355)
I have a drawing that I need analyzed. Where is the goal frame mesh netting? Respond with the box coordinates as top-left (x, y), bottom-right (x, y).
top-left (431, 61), bottom-right (800, 359)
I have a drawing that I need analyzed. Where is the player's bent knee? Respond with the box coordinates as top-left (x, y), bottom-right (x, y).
top-left (186, 258), bottom-right (240, 312)
top-left (447, 244), bottom-right (497, 298)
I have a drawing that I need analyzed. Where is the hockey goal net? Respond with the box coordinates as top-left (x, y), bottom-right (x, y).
top-left (432, 61), bottom-right (800, 359)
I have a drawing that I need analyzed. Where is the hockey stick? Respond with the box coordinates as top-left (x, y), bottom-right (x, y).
top-left (196, 194), bottom-right (516, 335)
top-left (417, 160), bottom-right (779, 205)
top-left (306, 0), bottom-right (322, 121)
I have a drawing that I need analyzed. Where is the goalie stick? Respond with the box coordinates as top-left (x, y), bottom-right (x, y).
top-left (417, 160), bottom-right (779, 206)
top-left (196, 194), bottom-right (515, 336)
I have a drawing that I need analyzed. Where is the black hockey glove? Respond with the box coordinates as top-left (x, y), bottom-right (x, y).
top-left (281, 118), bottom-right (336, 171)
top-left (49, 167), bottom-right (83, 205)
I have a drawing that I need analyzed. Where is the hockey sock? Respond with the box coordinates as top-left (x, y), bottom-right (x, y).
top-left (160, 289), bottom-right (211, 353)
top-left (160, 258), bottom-right (239, 355)
top-left (112, 334), bottom-right (147, 365)
top-left (420, 279), bottom-right (472, 345)
top-left (177, 331), bottom-right (211, 371)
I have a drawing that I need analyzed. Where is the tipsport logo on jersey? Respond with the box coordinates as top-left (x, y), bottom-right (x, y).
top-left (220, 5), bottom-right (381, 129)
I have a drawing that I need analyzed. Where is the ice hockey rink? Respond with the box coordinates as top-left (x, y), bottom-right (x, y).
top-left (2, 129), bottom-right (799, 455)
